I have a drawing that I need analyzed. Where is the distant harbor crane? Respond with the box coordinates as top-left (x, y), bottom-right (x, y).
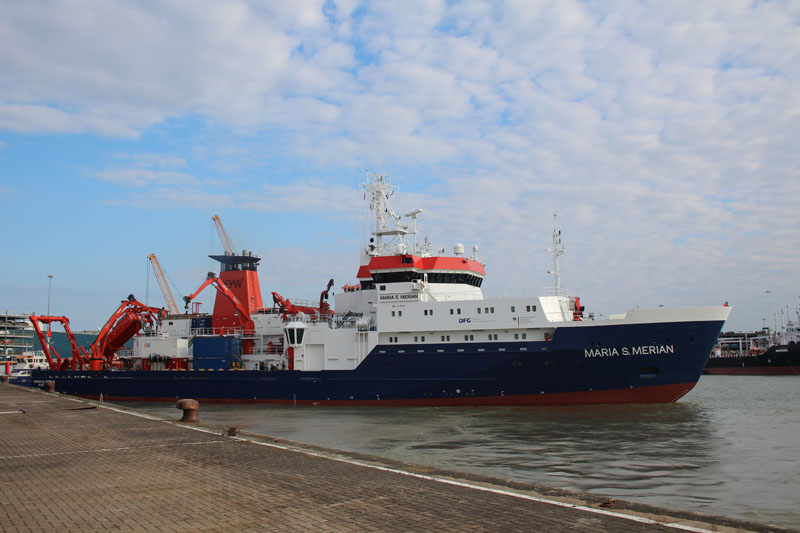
top-left (147, 254), bottom-right (179, 315)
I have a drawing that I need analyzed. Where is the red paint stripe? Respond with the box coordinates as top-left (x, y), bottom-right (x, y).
top-left (362, 255), bottom-right (486, 276)
top-left (69, 382), bottom-right (697, 406)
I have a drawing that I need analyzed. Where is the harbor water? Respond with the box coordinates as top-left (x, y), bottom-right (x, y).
top-left (123, 375), bottom-right (800, 529)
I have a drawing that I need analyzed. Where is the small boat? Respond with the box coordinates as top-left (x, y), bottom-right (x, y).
top-left (7, 351), bottom-right (50, 385)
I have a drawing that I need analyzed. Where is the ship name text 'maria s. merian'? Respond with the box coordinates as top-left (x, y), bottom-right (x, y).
top-left (34, 172), bottom-right (731, 405)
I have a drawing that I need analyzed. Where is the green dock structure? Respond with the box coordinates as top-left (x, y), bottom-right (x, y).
top-left (0, 384), bottom-right (791, 532)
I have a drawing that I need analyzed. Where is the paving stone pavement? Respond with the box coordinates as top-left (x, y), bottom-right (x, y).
top-left (0, 384), bottom-right (792, 532)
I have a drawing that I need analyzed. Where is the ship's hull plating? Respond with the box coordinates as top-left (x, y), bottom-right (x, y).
top-left (33, 320), bottom-right (725, 406)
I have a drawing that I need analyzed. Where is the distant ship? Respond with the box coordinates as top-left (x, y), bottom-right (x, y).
top-left (34, 172), bottom-right (730, 405)
top-left (705, 316), bottom-right (799, 375)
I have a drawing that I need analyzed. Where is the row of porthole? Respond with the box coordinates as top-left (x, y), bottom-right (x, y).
top-left (395, 333), bottom-right (530, 343)
top-left (383, 360), bottom-right (527, 368)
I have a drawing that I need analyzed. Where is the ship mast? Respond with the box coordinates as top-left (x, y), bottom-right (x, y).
top-left (361, 171), bottom-right (428, 257)
top-left (546, 213), bottom-right (565, 291)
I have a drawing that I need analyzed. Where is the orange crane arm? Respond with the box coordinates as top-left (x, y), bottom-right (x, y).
top-left (184, 273), bottom-right (254, 331)
top-left (148, 254), bottom-right (179, 315)
top-left (89, 295), bottom-right (165, 371)
top-left (28, 315), bottom-right (90, 370)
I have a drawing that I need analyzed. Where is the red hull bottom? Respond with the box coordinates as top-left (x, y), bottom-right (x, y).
top-left (703, 367), bottom-right (799, 376)
top-left (78, 382), bottom-right (698, 406)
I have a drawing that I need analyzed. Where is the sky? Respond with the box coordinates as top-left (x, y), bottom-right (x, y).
top-left (1, 0), bottom-right (798, 333)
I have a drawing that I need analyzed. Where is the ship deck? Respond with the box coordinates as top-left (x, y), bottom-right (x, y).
top-left (0, 383), bottom-right (788, 532)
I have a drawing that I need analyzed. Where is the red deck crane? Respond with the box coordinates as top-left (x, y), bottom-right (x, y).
top-left (29, 295), bottom-right (165, 371)
top-left (90, 295), bottom-right (165, 370)
top-left (183, 273), bottom-right (256, 353)
top-left (272, 280), bottom-right (336, 321)
top-left (29, 315), bottom-right (90, 370)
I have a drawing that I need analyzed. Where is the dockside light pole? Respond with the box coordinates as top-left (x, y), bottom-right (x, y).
top-left (47, 275), bottom-right (53, 315)
top-left (46, 274), bottom-right (54, 339)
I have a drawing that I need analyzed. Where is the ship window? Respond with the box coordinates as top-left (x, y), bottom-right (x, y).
top-left (526, 306), bottom-right (531, 312)
top-left (514, 333), bottom-right (519, 340)
top-left (430, 309), bottom-right (433, 316)
top-left (511, 306), bottom-right (515, 313)
top-left (296, 329), bottom-right (305, 344)
top-left (457, 308), bottom-right (461, 314)
top-left (484, 307), bottom-right (488, 313)
top-left (380, 285), bottom-right (386, 291)
top-left (477, 308), bottom-right (481, 314)
top-left (450, 309), bottom-right (454, 315)
top-left (414, 336), bottom-right (418, 342)
top-left (464, 335), bottom-right (469, 341)
top-left (441, 335), bottom-right (446, 342)
top-left (391, 311), bottom-right (395, 317)
top-left (424, 310), bottom-right (428, 316)
top-left (522, 333), bottom-right (527, 339)
top-left (421, 336), bottom-right (425, 342)
top-left (398, 311), bottom-right (403, 317)
top-left (469, 335), bottom-right (474, 341)
top-left (491, 307), bottom-right (495, 313)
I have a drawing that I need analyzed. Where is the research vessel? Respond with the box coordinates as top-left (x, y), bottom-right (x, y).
top-left (33, 173), bottom-right (730, 405)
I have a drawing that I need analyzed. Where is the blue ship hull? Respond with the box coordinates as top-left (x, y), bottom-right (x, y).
top-left (32, 320), bottom-right (725, 406)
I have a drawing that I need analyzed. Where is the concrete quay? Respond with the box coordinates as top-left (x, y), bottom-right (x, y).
top-left (0, 384), bottom-right (793, 533)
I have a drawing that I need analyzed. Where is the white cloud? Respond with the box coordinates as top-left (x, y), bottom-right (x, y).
top-left (93, 168), bottom-right (198, 187)
top-left (1, 0), bottom-right (798, 330)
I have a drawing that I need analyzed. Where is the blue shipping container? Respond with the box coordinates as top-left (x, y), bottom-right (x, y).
top-left (192, 336), bottom-right (241, 358)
